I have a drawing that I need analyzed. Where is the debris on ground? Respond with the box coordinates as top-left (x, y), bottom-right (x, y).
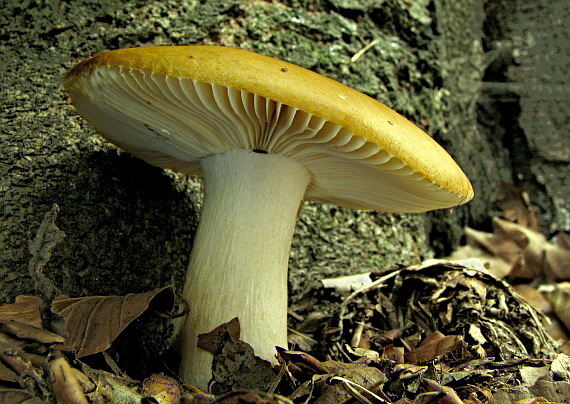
top-left (2, 184), bottom-right (569, 402)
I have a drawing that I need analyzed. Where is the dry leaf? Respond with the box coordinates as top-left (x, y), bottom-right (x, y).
top-left (340, 261), bottom-right (559, 368)
top-left (449, 243), bottom-right (513, 279)
top-left (277, 349), bottom-right (330, 379)
top-left (421, 379), bottom-right (463, 404)
top-left (210, 334), bottom-right (277, 395)
top-left (197, 317), bottom-right (240, 355)
top-left (541, 283), bottom-right (570, 332)
top-left (394, 363), bottom-right (427, 380)
top-left (494, 182), bottom-right (539, 231)
top-left (27, 204), bottom-right (65, 304)
top-left (450, 227), bottom-right (516, 279)
top-left (51, 286), bottom-right (175, 357)
top-left (493, 218), bottom-right (570, 280)
top-left (0, 360), bottom-right (18, 383)
top-left (450, 183), bottom-right (570, 280)
top-left (0, 321), bottom-right (65, 345)
top-left (207, 390), bottom-right (288, 404)
top-left (0, 296), bottom-right (43, 329)
top-left (451, 218), bottom-right (570, 280)
top-left (0, 389), bottom-right (44, 404)
top-left (512, 285), bottom-right (553, 314)
top-left (404, 332), bottom-right (462, 364)
top-left (384, 344), bottom-right (405, 364)
top-left (289, 362), bottom-right (386, 404)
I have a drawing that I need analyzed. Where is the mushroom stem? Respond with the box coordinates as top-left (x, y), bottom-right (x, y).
top-left (179, 148), bottom-right (311, 389)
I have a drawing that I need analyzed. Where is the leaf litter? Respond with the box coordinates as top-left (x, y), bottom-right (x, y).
top-left (52, 286), bottom-right (175, 358)
top-left (1, 185), bottom-right (570, 403)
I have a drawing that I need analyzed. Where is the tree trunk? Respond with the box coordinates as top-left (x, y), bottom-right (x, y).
top-left (478, 0), bottom-right (570, 235)
top-left (9, 0), bottom-right (566, 376)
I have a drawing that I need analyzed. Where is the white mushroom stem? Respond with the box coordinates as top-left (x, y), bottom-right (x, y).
top-left (179, 148), bottom-right (311, 389)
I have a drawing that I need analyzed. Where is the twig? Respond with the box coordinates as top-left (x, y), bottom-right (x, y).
top-left (351, 39), bottom-right (382, 63)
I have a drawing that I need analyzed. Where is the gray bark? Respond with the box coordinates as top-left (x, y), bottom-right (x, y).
top-left (478, 0), bottom-right (570, 235)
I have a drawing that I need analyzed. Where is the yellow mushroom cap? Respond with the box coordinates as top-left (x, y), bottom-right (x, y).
top-left (64, 45), bottom-right (474, 212)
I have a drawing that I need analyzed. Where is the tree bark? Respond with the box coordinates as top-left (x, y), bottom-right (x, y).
top-left (478, 0), bottom-right (570, 235)
top-left (3, 0), bottom-right (538, 375)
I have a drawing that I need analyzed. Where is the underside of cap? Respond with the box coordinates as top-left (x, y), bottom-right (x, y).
top-left (65, 45), bottom-right (474, 212)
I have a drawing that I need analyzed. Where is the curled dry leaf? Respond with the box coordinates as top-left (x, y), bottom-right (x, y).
top-left (451, 218), bottom-right (570, 280)
top-left (27, 204), bottom-right (65, 305)
top-left (277, 349), bottom-right (330, 378)
top-left (51, 286), bottom-right (175, 357)
top-left (451, 182), bottom-right (570, 281)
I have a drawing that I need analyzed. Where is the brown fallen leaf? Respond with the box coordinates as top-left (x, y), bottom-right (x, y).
top-left (289, 362), bottom-right (386, 404)
top-left (0, 295), bottom-right (43, 329)
top-left (0, 359), bottom-right (18, 383)
top-left (494, 218), bottom-right (570, 280)
top-left (394, 363), bottom-right (428, 380)
top-left (404, 332), bottom-right (462, 364)
top-left (449, 245), bottom-right (512, 279)
top-left (383, 344), bottom-right (405, 364)
top-left (277, 349), bottom-right (330, 382)
top-left (0, 348), bottom-right (46, 389)
top-left (0, 320), bottom-right (65, 345)
top-left (451, 218), bottom-right (570, 280)
top-left (197, 317), bottom-right (241, 355)
top-left (51, 286), bottom-right (175, 357)
top-left (204, 390), bottom-right (289, 404)
top-left (450, 182), bottom-right (570, 281)
top-left (210, 331), bottom-right (278, 395)
top-left (0, 389), bottom-right (44, 404)
top-left (338, 261), bottom-right (559, 369)
top-left (494, 181), bottom-right (539, 231)
top-left (512, 285), bottom-right (553, 314)
top-left (421, 379), bottom-right (463, 404)
top-left (541, 283), bottom-right (570, 333)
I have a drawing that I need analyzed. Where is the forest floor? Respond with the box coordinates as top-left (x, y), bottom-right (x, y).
top-left (1, 183), bottom-right (569, 404)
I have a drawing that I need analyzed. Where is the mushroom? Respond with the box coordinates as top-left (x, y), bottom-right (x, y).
top-left (64, 45), bottom-right (474, 389)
